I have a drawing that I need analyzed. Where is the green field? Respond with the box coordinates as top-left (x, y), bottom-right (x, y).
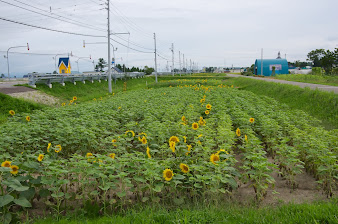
top-left (0, 92), bottom-right (46, 124)
top-left (0, 75), bottom-right (337, 223)
top-left (34, 201), bottom-right (338, 224)
top-left (227, 77), bottom-right (338, 129)
top-left (273, 74), bottom-right (338, 86)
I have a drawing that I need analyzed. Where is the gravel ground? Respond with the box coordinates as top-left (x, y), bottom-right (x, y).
top-left (8, 91), bottom-right (60, 106)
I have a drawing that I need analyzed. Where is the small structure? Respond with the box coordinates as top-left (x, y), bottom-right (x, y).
top-left (254, 52), bottom-right (288, 76)
top-left (58, 57), bottom-right (71, 74)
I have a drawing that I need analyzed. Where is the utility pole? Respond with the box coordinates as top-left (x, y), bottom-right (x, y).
top-left (190, 59), bottom-right (192, 74)
top-left (154, 33), bottom-right (158, 83)
top-left (261, 48), bottom-right (263, 76)
top-left (107, 0), bottom-right (112, 93)
top-left (183, 54), bottom-right (185, 73)
top-left (170, 43), bottom-right (175, 76)
top-left (179, 51), bottom-right (181, 75)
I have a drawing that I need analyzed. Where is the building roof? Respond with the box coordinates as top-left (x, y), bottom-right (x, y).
top-left (58, 57), bottom-right (70, 67)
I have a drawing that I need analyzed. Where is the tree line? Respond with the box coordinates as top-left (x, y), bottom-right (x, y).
top-left (94, 58), bottom-right (154, 75)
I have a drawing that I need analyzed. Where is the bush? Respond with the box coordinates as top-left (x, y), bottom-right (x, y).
top-left (312, 67), bottom-right (323, 76)
top-left (241, 71), bottom-right (254, 76)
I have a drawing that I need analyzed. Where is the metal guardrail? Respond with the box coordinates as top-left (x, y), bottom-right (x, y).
top-left (28, 72), bottom-right (145, 88)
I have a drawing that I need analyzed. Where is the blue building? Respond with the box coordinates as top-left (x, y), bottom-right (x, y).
top-left (254, 58), bottom-right (289, 76)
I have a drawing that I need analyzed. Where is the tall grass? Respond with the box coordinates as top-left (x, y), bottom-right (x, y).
top-left (227, 77), bottom-right (338, 129)
top-left (273, 74), bottom-right (338, 86)
top-left (0, 92), bottom-right (46, 124)
top-left (34, 201), bottom-right (338, 224)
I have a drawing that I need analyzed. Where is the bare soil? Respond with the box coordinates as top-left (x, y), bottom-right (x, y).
top-left (8, 91), bottom-right (60, 106)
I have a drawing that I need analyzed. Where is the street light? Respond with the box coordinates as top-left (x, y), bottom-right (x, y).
top-left (6, 43), bottom-right (29, 79)
top-left (75, 56), bottom-right (91, 73)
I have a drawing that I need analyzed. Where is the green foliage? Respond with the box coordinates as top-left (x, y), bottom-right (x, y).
top-left (144, 66), bottom-right (155, 75)
top-left (307, 48), bottom-right (338, 74)
top-left (95, 58), bottom-right (106, 72)
top-left (312, 67), bottom-right (323, 76)
top-left (227, 77), bottom-right (338, 129)
top-left (1, 77), bottom-right (337, 222)
top-left (0, 92), bottom-right (46, 124)
top-left (274, 73), bottom-right (338, 86)
top-left (34, 201), bottom-right (338, 224)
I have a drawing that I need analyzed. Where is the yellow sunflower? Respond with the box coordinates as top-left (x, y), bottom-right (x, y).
top-left (245, 135), bottom-right (248, 143)
top-left (37, 154), bottom-right (44, 162)
top-left (1, 160), bottom-right (11, 168)
top-left (181, 116), bottom-right (186, 122)
top-left (93, 98), bottom-right (97, 101)
top-left (86, 153), bottom-right (93, 158)
top-left (203, 95), bottom-right (206, 99)
top-left (26, 116), bottom-right (31, 122)
top-left (125, 130), bottom-right (135, 137)
top-left (141, 136), bottom-right (147, 145)
top-left (200, 98), bottom-right (205, 103)
top-left (249, 118), bottom-right (255, 123)
top-left (205, 110), bottom-right (210, 115)
top-left (112, 139), bottom-right (117, 146)
top-left (73, 96), bottom-right (77, 101)
top-left (10, 165), bottom-right (19, 175)
top-left (169, 141), bottom-right (176, 153)
top-left (210, 153), bottom-right (220, 165)
top-left (9, 110), bottom-right (15, 116)
top-left (109, 153), bottom-right (116, 159)
top-left (118, 107), bottom-right (121, 110)
top-left (169, 136), bottom-right (179, 143)
top-left (55, 144), bottom-right (62, 153)
top-left (180, 163), bottom-right (189, 173)
top-left (236, 128), bottom-right (241, 137)
top-left (70, 100), bottom-right (74, 104)
top-left (163, 169), bottom-right (174, 181)
top-left (206, 104), bottom-right (212, 110)
top-left (146, 147), bottom-right (151, 159)
top-left (61, 103), bottom-right (66, 106)
top-left (47, 143), bottom-right (51, 152)
top-left (217, 149), bottom-right (229, 155)
top-left (186, 145), bottom-right (192, 155)
top-left (192, 123), bottom-right (199, 130)
top-left (183, 136), bottom-right (187, 143)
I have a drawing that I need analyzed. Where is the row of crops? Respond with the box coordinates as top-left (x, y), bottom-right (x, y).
top-left (0, 80), bottom-right (337, 222)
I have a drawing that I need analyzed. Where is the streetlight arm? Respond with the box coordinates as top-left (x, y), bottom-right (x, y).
top-left (6, 44), bottom-right (29, 79)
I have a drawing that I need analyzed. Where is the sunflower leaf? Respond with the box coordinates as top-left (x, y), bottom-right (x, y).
top-left (0, 195), bottom-right (14, 207)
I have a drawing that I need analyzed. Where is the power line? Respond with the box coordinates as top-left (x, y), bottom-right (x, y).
top-left (0, 0), bottom-right (107, 32)
top-left (0, 16), bottom-right (106, 37)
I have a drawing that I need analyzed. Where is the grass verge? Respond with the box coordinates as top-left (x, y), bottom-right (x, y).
top-left (226, 77), bottom-right (337, 129)
top-left (0, 92), bottom-right (46, 124)
top-left (34, 201), bottom-right (338, 224)
top-left (272, 74), bottom-right (338, 86)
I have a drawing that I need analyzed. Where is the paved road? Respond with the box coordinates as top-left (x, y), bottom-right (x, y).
top-left (0, 80), bottom-right (35, 94)
top-left (227, 74), bottom-right (338, 94)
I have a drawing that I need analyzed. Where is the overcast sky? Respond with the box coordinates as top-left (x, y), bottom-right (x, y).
top-left (0, 0), bottom-right (337, 76)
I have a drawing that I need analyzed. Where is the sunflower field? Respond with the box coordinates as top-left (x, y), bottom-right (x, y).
top-left (0, 79), bottom-right (337, 223)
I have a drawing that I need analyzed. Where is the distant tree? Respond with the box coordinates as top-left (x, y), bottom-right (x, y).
top-left (205, 67), bottom-right (215, 73)
top-left (249, 64), bottom-right (255, 73)
top-left (144, 66), bottom-right (154, 75)
top-left (96, 58), bottom-right (106, 72)
top-left (0, 73), bottom-right (5, 78)
top-left (53, 71), bottom-right (57, 74)
top-left (307, 48), bottom-right (338, 74)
